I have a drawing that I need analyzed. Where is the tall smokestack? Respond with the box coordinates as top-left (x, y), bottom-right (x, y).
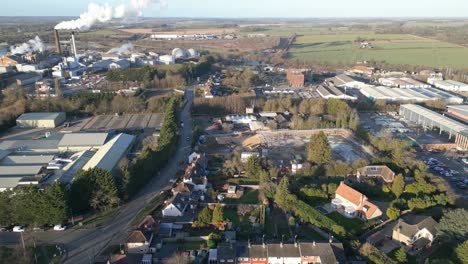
top-left (54, 30), bottom-right (62, 55)
top-left (71, 31), bottom-right (78, 59)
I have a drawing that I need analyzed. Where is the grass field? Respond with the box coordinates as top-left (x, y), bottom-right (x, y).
top-left (287, 31), bottom-right (468, 68)
top-left (256, 25), bottom-right (468, 68)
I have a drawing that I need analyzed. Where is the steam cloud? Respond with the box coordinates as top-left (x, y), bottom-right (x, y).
top-left (55, 0), bottom-right (168, 30)
top-left (10, 36), bottom-right (45, 55)
top-left (107, 43), bottom-right (134, 54)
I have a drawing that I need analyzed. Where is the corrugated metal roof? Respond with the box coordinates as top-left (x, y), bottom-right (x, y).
top-left (0, 177), bottom-right (23, 189)
top-left (17, 112), bottom-right (65, 121)
top-left (0, 155), bottom-right (54, 165)
top-left (401, 104), bottom-right (468, 133)
top-left (82, 133), bottom-right (135, 171)
top-left (0, 165), bottom-right (42, 176)
top-left (58, 133), bottom-right (109, 147)
top-left (448, 105), bottom-right (468, 116)
top-left (0, 138), bottom-right (62, 151)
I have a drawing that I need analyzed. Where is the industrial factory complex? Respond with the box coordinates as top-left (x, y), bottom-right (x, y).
top-left (0, 112), bottom-right (138, 191)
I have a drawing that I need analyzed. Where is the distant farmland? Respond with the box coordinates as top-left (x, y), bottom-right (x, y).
top-left (286, 31), bottom-right (468, 68)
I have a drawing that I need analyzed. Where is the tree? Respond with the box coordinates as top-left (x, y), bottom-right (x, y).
top-left (391, 174), bottom-right (405, 198)
top-left (245, 155), bottom-right (263, 178)
top-left (207, 233), bottom-right (222, 249)
top-left (0, 190), bottom-right (13, 226)
top-left (212, 204), bottom-right (224, 224)
top-left (70, 168), bottom-right (120, 213)
top-left (455, 241), bottom-right (468, 264)
top-left (308, 132), bottom-right (331, 165)
top-left (386, 207), bottom-right (400, 220)
top-left (44, 182), bottom-right (68, 224)
top-left (195, 207), bottom-right (212, 227)
top-left (394, 247), bottom-right (407, 263)
top-left (437, 209), bottom-right (468, 241)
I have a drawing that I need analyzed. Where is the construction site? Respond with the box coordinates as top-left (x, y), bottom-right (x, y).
top-left (203, 129), bottom-right (373, 164)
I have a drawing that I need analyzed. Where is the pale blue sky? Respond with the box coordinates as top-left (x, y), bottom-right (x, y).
top-left (1, 0), bottom-right (468, 18)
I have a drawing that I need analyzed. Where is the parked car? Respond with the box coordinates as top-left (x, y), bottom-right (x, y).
top-left (53, 225), bottom-right (66, 231)
top-left (0, 227), bottom-right (8, 232)
top-left (462, 158), bottom-right (468, 165)
top-left (13, 226), bottom-right (25, 232)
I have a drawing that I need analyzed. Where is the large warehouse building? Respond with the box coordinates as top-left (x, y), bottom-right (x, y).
top-left (360, 85), bottom-right (464, 104)
top-left (16, 112), bottom-right (66, 128)
top-left (399, 104), bottom-right (468, 138)
top-left (447, 105), bottom-right (468, 123)
top-left (430, 80), bottom-right (468, 92)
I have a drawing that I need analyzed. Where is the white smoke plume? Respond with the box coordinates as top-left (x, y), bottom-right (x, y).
top-left (10, 36), bottom-right (45, 54)
top-left (107, 43), bottom-right (134, 54)
top-left (55, 0), bottom-right (168, 30)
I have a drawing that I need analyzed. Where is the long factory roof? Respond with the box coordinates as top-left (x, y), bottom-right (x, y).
top-left (401, 104), bottom-right (468, 133)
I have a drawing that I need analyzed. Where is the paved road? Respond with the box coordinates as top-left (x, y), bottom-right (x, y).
top-left (12, 89), bottom-right (194, 263)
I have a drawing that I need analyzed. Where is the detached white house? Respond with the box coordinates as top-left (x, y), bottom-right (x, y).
top-left (162, 193), bottom-right (189, 217)
top-left (125, 230), bottom-right (154, 254)
top-left (392, 215), bottom-right (438, 251)
top-left (332, 182), bottom-right (382, 220)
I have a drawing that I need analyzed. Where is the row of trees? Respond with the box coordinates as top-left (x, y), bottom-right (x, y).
top-left (0, 183), bottom-right (67, 226)
top-left (122, 97), bottom-right (180, 198)
top-left (69, 168), bottom-right (120, 214)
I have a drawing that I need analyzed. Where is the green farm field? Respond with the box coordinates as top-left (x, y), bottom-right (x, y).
top-left (287, 31), bottom-right (468, 68)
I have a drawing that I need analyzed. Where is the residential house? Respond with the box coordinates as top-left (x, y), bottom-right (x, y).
top-left (137, 215), bottom-right (158, 232)
top-left (332, 182), bottom-right (382, 220)
top-left (217, 243), bottom-right (236, 264)
top-left (249, 244), bottom-right (268, 264)
top-left (161, 193), bottom-right (190, 217)
top-left (267, 243), bottom-right (301, 264)
top-left (125, 230), bottom-right (154, 254)
top-left (356, 165), bottom-right (395, 183)
top-left (183, 152), bottom-right (208, 192)
top-left (299, 242), bottom-right (347, 264)
top-left (392, 215), bottom-right (438, 251)
top-left (236, 242), bottom-right (250, 264)
top-left (107, 254), bottom-right (152, 264)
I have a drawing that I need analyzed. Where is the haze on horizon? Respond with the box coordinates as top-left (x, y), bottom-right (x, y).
top-left (1, 0), bottom-right (468, 19)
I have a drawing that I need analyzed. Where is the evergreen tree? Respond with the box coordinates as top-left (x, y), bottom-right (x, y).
top-left (308, 132), bottom-right (331, 165)
top-left (212, 204), bottom-right (224, 224)
top-left (245, 155), bottom-right (263, 178)
top-left (386, 207), bottom-right (400, 220)
top-left (391, 174), bottom-right (405, 198)
top-left (394, 247), bottom-right (407, 263)
top-left (437, 209), bottom-right (468, 241)
top-left (195, 207), bottom-right (212, 227)
top-left (44, 182), bottom-right (68, 224)
top-left (455, 241), bottom-right (468, 264)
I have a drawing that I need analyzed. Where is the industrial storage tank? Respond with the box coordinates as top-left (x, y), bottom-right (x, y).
top-left (172, 48), bottom-right (187, 59)
top-left (186, 48), bottom-right (199, 58)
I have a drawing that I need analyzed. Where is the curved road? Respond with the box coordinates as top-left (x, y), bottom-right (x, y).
top-left (31, 89), bottom-right (194, 264)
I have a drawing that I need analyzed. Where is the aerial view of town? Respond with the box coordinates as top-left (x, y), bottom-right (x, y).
top-left (0, 0), bottom-right (468, 263)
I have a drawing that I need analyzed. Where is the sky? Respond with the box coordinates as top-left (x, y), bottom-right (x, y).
top-left (1, 0), bottom-right (468, 18)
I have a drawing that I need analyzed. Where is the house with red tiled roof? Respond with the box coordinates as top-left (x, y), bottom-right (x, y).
top-left (331, 182), bottom-right (382, 220)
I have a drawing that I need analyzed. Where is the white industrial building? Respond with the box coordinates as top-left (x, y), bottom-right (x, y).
top-left (378, 77), bottom-right (431, 89)
top-left (399, 104), bottom-right (468, 139)
top-left (82, 133), bottom-right (135, 172)
top-left (430, 80), bottom-right (468, 92)
top-left (16, 112), bottom-right (66, 128)
top-left (158, 55), bottom-right (175, 65)
top-left (58, 133), bottom-right (109, 151)
top-left (360, 85), bottom-right (464, 104)
top-left (317, 85), bottom-right (357, 100)
top-left (225, 115), bottom-right (257, 124)
top-left (326, 74), bottom-right (366, 89)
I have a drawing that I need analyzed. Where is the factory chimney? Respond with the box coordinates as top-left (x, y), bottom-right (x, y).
top-left (54, 30), bottom-right (62, 55)
top-left (71, 31), bottom-right (78, 59)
